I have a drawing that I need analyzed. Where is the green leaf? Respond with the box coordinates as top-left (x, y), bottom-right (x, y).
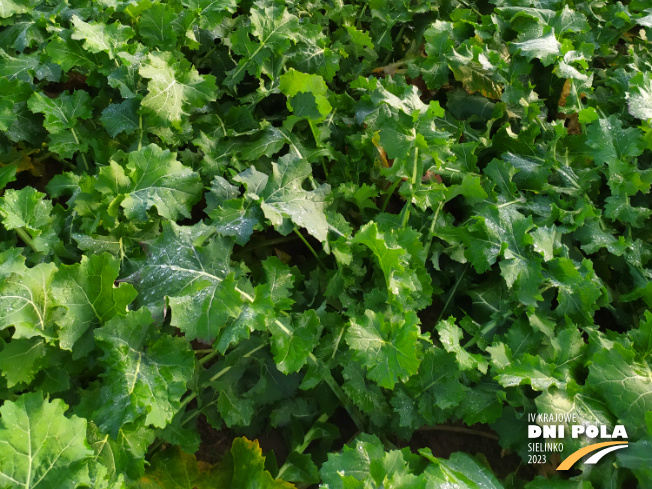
top-left (225, 3), bottom-right (300, 88)
top-left (436, 318), bottom-right (488, 373)
top-left (118, 144), bottom-right (203, 221)
top-left (447, 43), bottom-right (503, 99)
top-left (0, 392), bottom-right (92, 489)
top-left (578, 107), bottom-right (599, 124)
top-left (0, 187), bottom-right (52, 232)
top-left (279, 452), bottom-right (319, 484)
top-left (547, 257), bottom-right (605, 322)
top-left (205, 176), bottom-right (261, 246)
top-left (0, 261), bottom-right (57, 339)
top-left (446, 174), bottom-right (488, 205)
top-left (346, 310), bottom-right (422, 389)
top-left (378, 120), bottom-right (416, 160)
top-left (627, 72), bottom-right (652, 120)
top-left (216, 383), bottom-right (255, 428)
top-left (107, 67), bottom-right (139, 99)
top-left (27, 91), bottom-right (92, 134)
top-left (495, 353), bottom-right (566, 391)
top-left (0, 78), bottom-right (31, 131)
top-left (216, 256), bottom-right (294, 353)
top-left (343, 362), bottom-right (391, 425)
top-left (352, 222), bottom-right (412, 296)
top-left (530, 225), bottom-right (556, 261)
top-left (458, 383), bottom-right (503, 425)
top-left (535, 389), bottom-right (616, 458)
top-left (420, 450), bottom-right (504, 489)
top-left (137, 3), bottom-right (178, 50)
top-left (128, 221), bottom-right (243, 341)
top-left (0, 0), bottom-right (40, 18)
top-left (139, 52), bottom-right (218, 125)
top-left (87, 422), bottom-right (154, 481)
top-left (0, 165), bottom-right (17, 190)
top-left (574, 219), bottom-right (625, 256)
top-left (404, 348), bottom-right (466, 425)
top-left (420, 20), bottom-right (453, 89)
top-left (485, 158), bottom-right (518, 200)
top-left (214, 437), bottom-right (296, 489)
top-left (235, 166), bottom-right (269, 199)
top-left (0, 337), bottom-right (46, 387)
top-left (46, 33), bottom-right (99, 72)
top-left (604, 193), bottom-right (652, 227)
top-left (617, 438), bottom-right (652, 487)
top-left (587, 344), bottom-right (652, 438)
top-left (631, 311), bottom-right (652, 358)
top-left (258, 155), bottom-right (331, 241)
top-left (269, 310), bottom-right (322, 374)
top-left (586, 116), bottom-right (645, 167)
top-left (280, 69), bottom-right (332, 120)
top-left (51, 253), bottom-right (137, 352)
top-left (133, 446), bottom-right (214, 488)
top-left (321, 433), bottom-right (502, 488)
top-left (587, 116), bottom-right (652, 205)
top-left (291, 24), bottom-right (340, 82)
top-left (0, 18), bottom-right (43, 55)
top-left (0, 48), bottom-right (39, 83)
top-left (157, 408), bottom-right (201, 455)
top-left (182, 0), bottom-right (238, 29)
top-left (512, 29), bottom-right (561, 66)
top-left (71, 15), bottom-right (134, 59)
top-left (100, 99), bottom-right (140, 137)
top-left (452, 203), bottom-right (545, 306)
top-left (93, 308), bottom-right (195, 437)
top-left (319, 434), bottom-right (388, 489)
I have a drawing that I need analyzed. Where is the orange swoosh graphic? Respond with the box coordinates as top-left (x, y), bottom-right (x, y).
top-left (557, 441), bottom-right (628, 470)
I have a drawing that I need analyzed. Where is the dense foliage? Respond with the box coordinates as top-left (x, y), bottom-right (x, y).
top-left (1, 0), bottom-right (652, 487)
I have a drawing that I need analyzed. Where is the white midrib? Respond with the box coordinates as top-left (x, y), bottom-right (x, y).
top-left (26, 414), bottom-right (32, 489)
top-left (128, 352), bottom-right (143, 394)
top-left (229, 15), bottom-right (293, 82)
top-left (1, 294), bottom-right (44, 330)
top-left (158, 264), bottom-right (292, 335)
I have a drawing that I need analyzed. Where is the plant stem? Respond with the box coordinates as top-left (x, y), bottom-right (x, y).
top-left (308, 120), bottom-right (320, 147)
top-left (436, 264), bottom-right (468, 323)
top-left (149, 343), bottom-right (267, 455)
top-left (196, 46), bottom-right (216, 67)
top-left (395, 146), bottom-right (420, 228)
top-left (355, 4), bottom-right (366, 28)
top-left (423, 202), bottom-right (443, 257)
top-left (186, 344), bottom-right (264, 415)
top-left (199, 349), bottom-right (220, 365)
top-left (155, 260), bottom-right (360, 457)
top-left (277, 412), bottom-right (330, 480)
top-left (150, 275), bottom-right (362, 459)
top-left (382, 23), bottom-right (406, 65)
top-left (70, 128), bottom-right (89, 171)
top-left (308, 353), bottom-right (365, 432)
top-left (232, 235), bottom-right (299, 257)
top-left (15, 228), bottom-right (38, 253)
top-left (419, 424), bottom-right (499, 441)
top-left (400, 203), bottom-right (411, 228)
top-left (33, 151), bottom-right (53, 163)
top-left (462, 320), bottom-right (496, 350)
top-left (293, 228), bottom-right (326, 269)
top-left (138, 115), bottom-right (143, 151)
top-left (410, 146), bottom-right (419, 185)
top-left (381, 178), bottom-right (402, 212)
